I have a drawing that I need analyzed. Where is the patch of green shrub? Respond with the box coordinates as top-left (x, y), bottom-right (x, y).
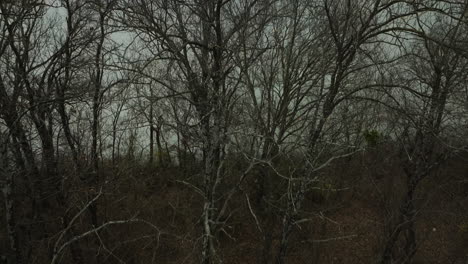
top-left (458, 220), bottom-right (468, 233)
top-left (363, 129), bottom-right (382, 147)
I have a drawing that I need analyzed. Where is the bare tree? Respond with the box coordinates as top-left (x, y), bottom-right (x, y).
top-left (234, 1), bottom-right (331, 262)
top-left (119, 0), bottom-right (274, 262)
top-left (0, 132), bottom-right (22, 264)
top-left (271, 1), bottom-right (432, 263)
top-left (1, 0), bottom-right (467, 263)
top-left (378, 10), bottom-right (468, 264)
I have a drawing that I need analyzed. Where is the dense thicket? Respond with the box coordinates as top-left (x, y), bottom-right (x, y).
top-left (1, 0), bottom-right (467, 263)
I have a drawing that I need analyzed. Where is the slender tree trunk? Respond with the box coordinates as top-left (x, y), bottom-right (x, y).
top-left (3, 118), bottom-right (40, 263)
top-left (257, 137), bottom-right (280, 264)
top-left (89, 12), bottom-right (106, 234)
top-left (91, 10), bottom-right (106, 181)
top-left (31, 114), bottom-right (60, 204)
top-left (256, 136), bottom-right (274, 208)
top-left (199, 95), bottom-right (225, 264)
top-left (112, 126), bottom-right (117, 165)
top-left (380, 174), bottom-right (419, 264)
top-left (56, 31), bottom-right (80, 172)
top-left (276, 180), bottom-right (307, 264)
top-left (274, 115), bottom-right (328, 264)
top-left (91, 102), bottom-right (100, 177)
top-left (201, 114), bottom-right (215, 264)
top-left (165, 142), bottom-right (172, 165)
top-left (89, 101), bottom-right (100, 229)
top-left (60, 209), bottom-right (85, 264)
top-left (149, 103), bottom-right (154, 165)
top-left (5, 115), bottom-right (39, 179)
top-left (260, 215), bottom-right (274, 264)
top-left (156, 125), bottom-right (163, 166)
top-left (0, 140), bottom-right (22, 264)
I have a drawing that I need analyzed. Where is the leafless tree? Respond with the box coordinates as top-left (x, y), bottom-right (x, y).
top-left (1, 0), bottom-right (467, 263)
top-left (377, 9), bottom-right (468, 264)
top-left (119, 0), bottom-right (274, 262)
top-left (270, 1), bottom-right (436, 263)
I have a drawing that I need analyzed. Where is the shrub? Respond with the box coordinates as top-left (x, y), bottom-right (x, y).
top-left (363, 129), bottom-right (382, 147)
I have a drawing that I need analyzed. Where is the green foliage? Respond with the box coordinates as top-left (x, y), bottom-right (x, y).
top-left (154, 150), bottom-right (171, 167)
top-left (459, 220), bottom-right (468, 233)
top-left (363, 129), bottom-right (382, 147)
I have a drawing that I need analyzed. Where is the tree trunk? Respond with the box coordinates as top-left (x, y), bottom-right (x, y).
top-left (149, 103), bottom-right (154, 165)
top-left (0, 141), bottom-right (22, 264)
top-left (91, 101), bottom-right (100, 177)
top-left (112, 126), bottom-right (117, 165)
top-left (156, 125), bottom-right (164, 166)
top-left (201, 114), bottom-right (216, 264)
top-left (380, 174), bottom-right (419, 264)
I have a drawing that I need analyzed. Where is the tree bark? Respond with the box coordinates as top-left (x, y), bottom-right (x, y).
top-left (0, 140), bottom-right (22, 264)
